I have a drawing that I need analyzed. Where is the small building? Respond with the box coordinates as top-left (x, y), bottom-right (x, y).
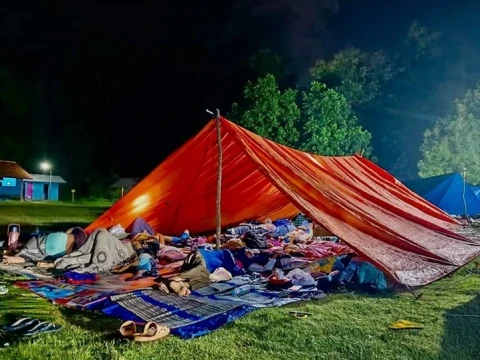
top-left (111, 177), bottom-right (141, 197)
top-left (0, 160), bottom-right (32, 200)
top-left (24, 174), bottom-right (67, 201)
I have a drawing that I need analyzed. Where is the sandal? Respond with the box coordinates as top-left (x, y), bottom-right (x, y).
top-left (120, 321), bottom-right (141, 337)
top-left (2, 318), bottom-right (40, 332)
top-left (289, 311), bottom-right (312, 319)
top-left (23, 321), bottom-right (62, 336)
top-left (389, 320), bottom-right (424, 330)
top-left (133, 322), bottom-right (170, 342)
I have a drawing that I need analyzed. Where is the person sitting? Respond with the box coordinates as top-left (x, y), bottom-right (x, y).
top-left (2, 227), bottom-right (87, 267)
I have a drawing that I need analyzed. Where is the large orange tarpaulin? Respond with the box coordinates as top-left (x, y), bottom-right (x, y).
top-left (87, 117), bottom-right (480, 286)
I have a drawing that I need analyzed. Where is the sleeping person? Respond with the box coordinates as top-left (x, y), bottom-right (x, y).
top-left (154, 247), bottom-right (243, 296)
top-left (282, 221), bottom-right (313, 243)
top-left (154, 250), bottom-right (211, 296)
top-left (2, 227), bottom-right (87, 267)
top-left (226, 218), bottom-right (277, 236)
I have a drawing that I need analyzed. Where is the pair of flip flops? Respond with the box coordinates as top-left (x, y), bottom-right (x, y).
top-left (2, 317), bottom-right (62, 336)
top-left (119, 321), bottom-right (170, 342)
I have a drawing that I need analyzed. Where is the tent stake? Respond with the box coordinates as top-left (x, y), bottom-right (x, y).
top-left (215, 109), bottom-right (222, 249)
top-left (405, 285), bottom-right (422, 300)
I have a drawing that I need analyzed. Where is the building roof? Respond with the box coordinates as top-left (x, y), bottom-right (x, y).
top-left (26, 174), bottom-right (67, 184)
top-left (0, 160), bottom-right (32, 179)
top-left (111, 177), bottom-right (141, 188)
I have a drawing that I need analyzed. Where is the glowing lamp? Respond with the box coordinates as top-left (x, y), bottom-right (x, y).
top-left (40, 162), bottom-right (51, 171)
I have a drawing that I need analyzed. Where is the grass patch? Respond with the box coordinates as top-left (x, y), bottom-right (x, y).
top-left (0, 202), bottom-right (479, 359)
top-left (0, 201), bottom-right (109, 234)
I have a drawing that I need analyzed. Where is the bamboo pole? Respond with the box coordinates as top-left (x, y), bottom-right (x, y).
top-left (215, 109), bottom-right (222, 249)
top-left (463, 168), bottom-right (467, 216)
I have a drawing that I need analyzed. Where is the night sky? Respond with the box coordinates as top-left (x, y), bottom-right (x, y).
top-left (2, 0), bottom-right (480, 182)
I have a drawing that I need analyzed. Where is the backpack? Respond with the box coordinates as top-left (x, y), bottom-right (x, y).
top-left (243, 231), bottom-right (268, 249)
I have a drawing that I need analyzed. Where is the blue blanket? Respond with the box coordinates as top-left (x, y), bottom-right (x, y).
top-left (102, 276), bottom-right (319, 338)
top-left (14, 269), bottom-right (320, 339)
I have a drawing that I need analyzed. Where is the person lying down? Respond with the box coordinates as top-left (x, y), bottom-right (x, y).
top-left (154, 251), bottom-right (211, 297)
top-left (2, 228), bottom-right (88, 267)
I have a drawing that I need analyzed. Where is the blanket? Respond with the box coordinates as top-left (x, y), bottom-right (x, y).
top-left (54, 228), bottom-right (135, 272)
top-left (0, 263), bottom-right (54, 279)
top-left (12, 261), bottom-right (184, 309)
top-left (16, 234), bottom-right (50, 262)
top-left (14, 267), bottom-right (318, 339)
top-left (103, 289), bottom-right (253, 338)
top-left (102, 276), bottom-right (319, 338)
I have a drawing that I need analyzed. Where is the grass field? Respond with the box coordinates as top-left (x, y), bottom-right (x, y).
top-left (0, 201), bottom-right (110, 234)
top-left (0, 202), bottom-right (479, 360)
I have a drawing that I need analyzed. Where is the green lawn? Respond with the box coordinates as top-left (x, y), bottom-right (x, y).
top-left (0, 201), bottom-right (110, 234)
top-left (0, 202), bottom-right (479, 360)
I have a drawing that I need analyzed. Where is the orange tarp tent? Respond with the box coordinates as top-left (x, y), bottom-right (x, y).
top-left (87, 117), bottom-right (480, 286)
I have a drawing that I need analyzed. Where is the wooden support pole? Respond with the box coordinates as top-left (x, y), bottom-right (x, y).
top-left (215, 109), bottom-right (222, 249)
top-left (463, 168), bottom-right (467, 217)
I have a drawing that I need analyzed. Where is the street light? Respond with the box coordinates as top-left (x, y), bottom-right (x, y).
top-left (40, 162), bottom-right (52, 201)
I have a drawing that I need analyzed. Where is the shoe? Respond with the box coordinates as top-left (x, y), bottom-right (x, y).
top-left (2, 318), bottom-right (40, 332)
top-left (119, 321), bottom-right (142, 337)
top-left (133, 322), bottom-right (169, 342)
top-left (24, 321), bottom-right (62, 336)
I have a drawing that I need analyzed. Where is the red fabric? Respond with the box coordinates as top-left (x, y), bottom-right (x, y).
top-left (87, 117), bottom-right (480, 286)
top-left (298, 242), bottom-right (353, 259)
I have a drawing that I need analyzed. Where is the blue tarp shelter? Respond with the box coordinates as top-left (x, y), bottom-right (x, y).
top-left (403, 173), bottom-right (480, 216)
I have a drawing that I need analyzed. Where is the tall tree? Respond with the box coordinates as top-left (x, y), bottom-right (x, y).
top-left (310, 47), bottom-right (395, 108)
top-left (309, 48), bottom-right (393, 164)
top-left (230, 74), bottom-right (373, 158)
top-left (418, 84), bottom-right (480, 184)
top-left (301, 81), bottom-right (372, 157)
top-left (229, 74), bottom-right (300, 147)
